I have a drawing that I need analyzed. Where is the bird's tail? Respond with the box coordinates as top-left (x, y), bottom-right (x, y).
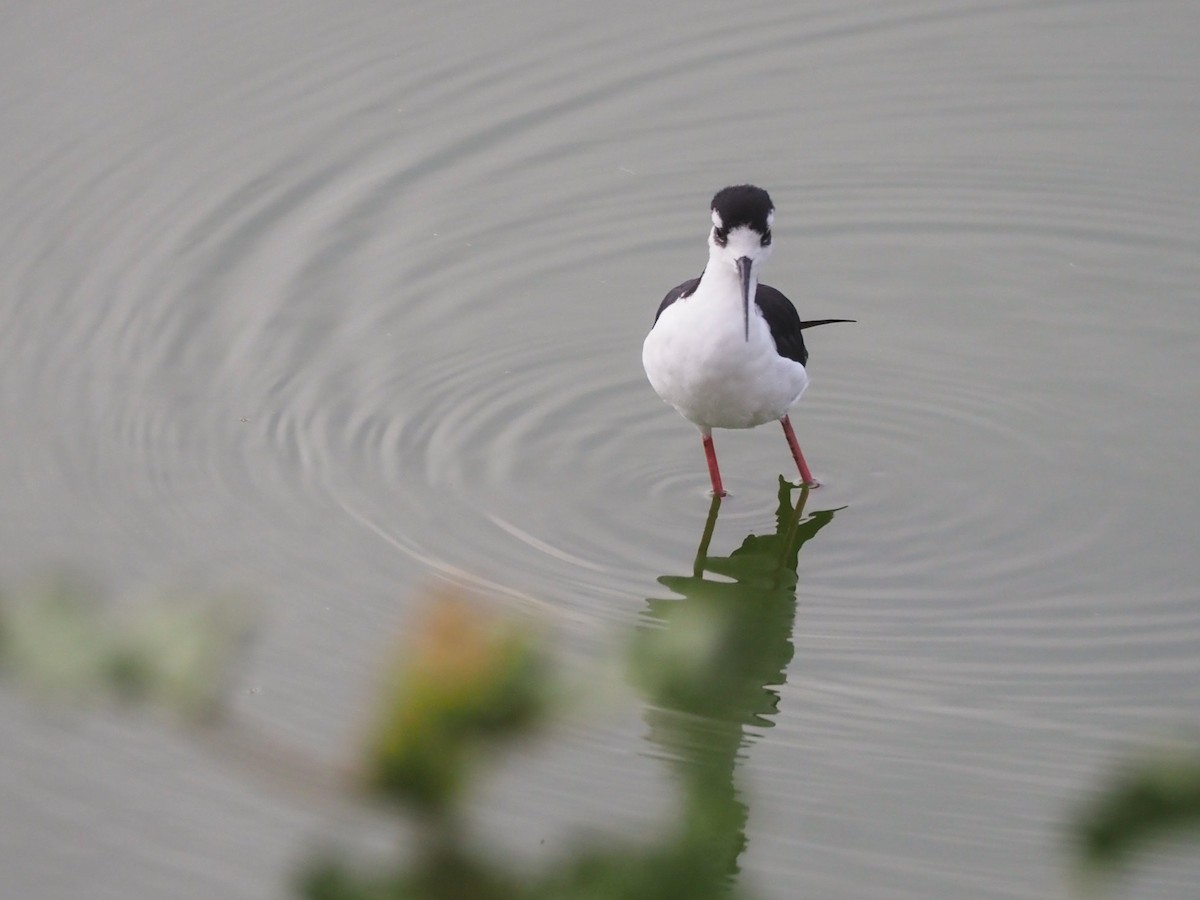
top-left (799, 319), bottom-right (856, 330)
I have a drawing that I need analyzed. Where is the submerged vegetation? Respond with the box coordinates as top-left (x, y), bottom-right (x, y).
top-left (1, 481), bottom-right (1197, 897)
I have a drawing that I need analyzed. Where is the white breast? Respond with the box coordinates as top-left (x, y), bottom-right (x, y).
top-left (643, 283), bottom-right (809, 430)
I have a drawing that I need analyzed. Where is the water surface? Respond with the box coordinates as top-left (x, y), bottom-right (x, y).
top-left (2, 1), bottom-right (1199, 897)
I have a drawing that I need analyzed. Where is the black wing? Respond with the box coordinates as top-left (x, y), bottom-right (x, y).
top-left (755, 283), bottom-right (808, 365)
top-left (653, 276), bottom-right (701, 324)
top-left (756, 284), bottom-right (856, 367)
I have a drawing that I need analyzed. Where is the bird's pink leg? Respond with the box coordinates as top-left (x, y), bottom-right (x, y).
top-left (701, 432), bottom-right (726, 497)
top-left (780, 415), bottom-right (818, 488)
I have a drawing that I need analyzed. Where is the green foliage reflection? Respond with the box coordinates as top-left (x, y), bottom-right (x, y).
top-left (633, 478), bottom-right (840, 883)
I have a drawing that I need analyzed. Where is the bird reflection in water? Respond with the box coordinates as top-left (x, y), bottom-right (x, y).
top-left (634, 477), bottom-right (842, 884)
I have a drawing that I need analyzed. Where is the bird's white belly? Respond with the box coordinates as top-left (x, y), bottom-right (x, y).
top-left (642, 297), bottom-right (809, 430)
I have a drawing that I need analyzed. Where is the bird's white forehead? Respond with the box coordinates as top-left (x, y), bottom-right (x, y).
top-left (710, 210), bottom-right (775, 231)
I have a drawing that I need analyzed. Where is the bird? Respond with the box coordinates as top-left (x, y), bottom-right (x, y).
top-left (642, 184), bottom-right (853, 498)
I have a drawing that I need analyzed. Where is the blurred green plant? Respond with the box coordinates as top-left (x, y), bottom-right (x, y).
top-left (7, 510), bottom-right (1200, 898)
top-left (304, 574), bottom-right (787, 900)
top-left (363, 590), bottom-right (552, 815)
top-left (0, 575), bottom-right (248, 719)
top-left (1069, 743), bottom-right (1200, 888)
top-left (303, 479), bottom-right (838, 899)
top-left (9, 505), bottom-right (1200, 897)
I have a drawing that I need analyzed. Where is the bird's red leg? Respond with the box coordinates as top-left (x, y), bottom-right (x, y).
top-left (701, 432), bottom-right (726, 497)
top-left (780, 415), bottom-right (818, 488)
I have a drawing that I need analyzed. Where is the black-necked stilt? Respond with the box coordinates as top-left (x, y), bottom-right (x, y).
top-left (642, 185), bottom-right (853, 497)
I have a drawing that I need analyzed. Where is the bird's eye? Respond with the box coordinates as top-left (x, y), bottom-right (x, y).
top-left (761, 230), bottom-right (772, 246)
top-left (713, 227), bottom-right (728, 246)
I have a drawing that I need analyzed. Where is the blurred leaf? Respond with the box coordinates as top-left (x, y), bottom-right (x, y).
top-left (0, 578), bottom-right (109, 694)
top-left (300, 851), bottom-right (519, 900)
top-left (0, 576), bottom-right (249, 719)
top-left (106, 595), bottom-right (250, 718)
top-left (530, 841), bottom-right (751, 900)
top-left (363, 590), bottom-right (551, 812)
top-left (1073, 745), bottom-right (1200, 873)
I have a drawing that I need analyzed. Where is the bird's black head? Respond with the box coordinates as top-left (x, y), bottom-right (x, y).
top-left (710, 184), bottom-right (774, 246)
top-left (708, 185), bottom-right (776, 342)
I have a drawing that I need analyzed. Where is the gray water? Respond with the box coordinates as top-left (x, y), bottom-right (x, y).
top-left (3, 1), bottom-right (1199, 897)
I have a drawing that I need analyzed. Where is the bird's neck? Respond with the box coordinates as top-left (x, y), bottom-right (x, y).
top-left (699, 258), bottom-right (757, 299)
